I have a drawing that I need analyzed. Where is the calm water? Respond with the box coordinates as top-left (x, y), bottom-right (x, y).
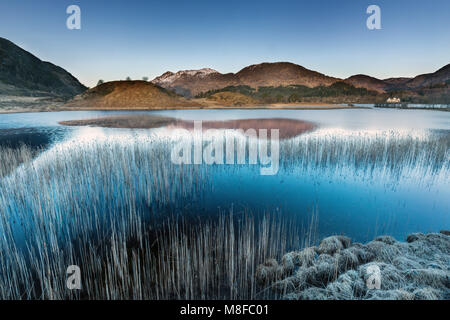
top-left (0, 108), bottom-right (449, 242)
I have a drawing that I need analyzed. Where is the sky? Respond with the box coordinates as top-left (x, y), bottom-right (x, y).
top-left (0, 0), bottom-right (449, 87)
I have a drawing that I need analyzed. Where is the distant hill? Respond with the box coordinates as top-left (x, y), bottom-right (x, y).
top-left (344, 74), bottom-right (388, 93)
top-left (383, 77), bottom-right (412, 87)
top-left (152, 62), bottom-right (338, 97)
top-left (402, 64), bottom-right (450, 89)
top-left (235, 62), bottom-right (338, 88)
top-left (352, 65), bottom-right (450, 91)
top-left (152, 62), bottom-right (450, 103)
top-left (345, 65), bottom-right (449, 93)
top-left (0, 37), bottom-right (86, 97)
top-left (64, 81), bottom-right (201, 109)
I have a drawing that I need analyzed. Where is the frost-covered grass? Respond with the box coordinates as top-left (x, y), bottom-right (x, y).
top-left (258, 232), bottom-right (450, 300)
top-left (0, 130), bottom-right (448, 299)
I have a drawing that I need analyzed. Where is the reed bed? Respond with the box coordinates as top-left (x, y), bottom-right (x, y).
top-left (0, 129), bottom-right (448, 299)
top-left (280, 130), bottom-right (449, 184)
top-left (0, 138), bottom-right (305, 299)
top-left (0, 144), bottom-right (37, 177)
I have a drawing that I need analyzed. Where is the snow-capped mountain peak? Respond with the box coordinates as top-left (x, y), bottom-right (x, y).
top-left (152, 68), bottom-right (220, 85)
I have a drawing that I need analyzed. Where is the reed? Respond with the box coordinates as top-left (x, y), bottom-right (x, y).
top-left (0, 144), bottom-right (37, 177)
top-left (280, 130), bottom-right (449, 184)
top-left (0, 130), bottom-right (447, 299)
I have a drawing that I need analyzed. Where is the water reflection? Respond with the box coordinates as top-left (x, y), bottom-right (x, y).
top-left (169, 118), bottom-right (316, 139)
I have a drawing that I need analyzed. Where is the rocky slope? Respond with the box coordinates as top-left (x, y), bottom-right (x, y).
top-left (257, 231), bottom-right (450, 300)
top-left (0, 37), bottom-right (86, 97)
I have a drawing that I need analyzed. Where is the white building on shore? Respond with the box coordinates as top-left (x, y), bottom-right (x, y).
top-left (386, 97), bottom-right (401, 103)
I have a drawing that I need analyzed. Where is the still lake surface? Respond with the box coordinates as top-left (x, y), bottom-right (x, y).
top-left (0, 108), bottom-right (449, 243)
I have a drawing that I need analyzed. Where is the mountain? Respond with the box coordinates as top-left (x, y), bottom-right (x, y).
top-left (0, 37), bottom-right (86, 97)
top-left (383, 77), bottom-right (411, 87)
top-left (402, 64), bottom-right (450, 89)
top-left (384, 65), bottom-right (450, 90)
top-left (344, 74), bottom-right (387, 93)
top-left (2, 36), bottom-right (448, 105)
top-left (343, 65), bottom-right (450, 100)
top-left (152, 62), bottom-right (339, 97)
top-left (152, 68), bottom-right (220, 86)
top-left (152, 68), bottom-right (238, 97)
top-left (152, 62), bottom-right (450, 101)
top-left (64, 81), bottom-right (200, 109)
top-left (235, 62), bottom-right (338, 88)
top-left (377, 65), bottom-right (450, 92)
top-left (193, 63), bottom-right (449, 104)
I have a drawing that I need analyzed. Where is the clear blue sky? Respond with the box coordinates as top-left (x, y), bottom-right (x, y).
top-left (1, 0), bottom-right (449, 87)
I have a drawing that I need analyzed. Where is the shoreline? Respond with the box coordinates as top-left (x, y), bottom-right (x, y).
top-left (0, 104), bottom-right (368, 115)
top-left (375, 106), bottom-right (450, 112)
top-left (3, 104), bottom-right (450, 114)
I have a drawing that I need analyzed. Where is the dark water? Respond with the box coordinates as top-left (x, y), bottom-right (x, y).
top-left (0, 127), bottom-right (67, 149)
top-left (0, 109), bottom-right (449, 243)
